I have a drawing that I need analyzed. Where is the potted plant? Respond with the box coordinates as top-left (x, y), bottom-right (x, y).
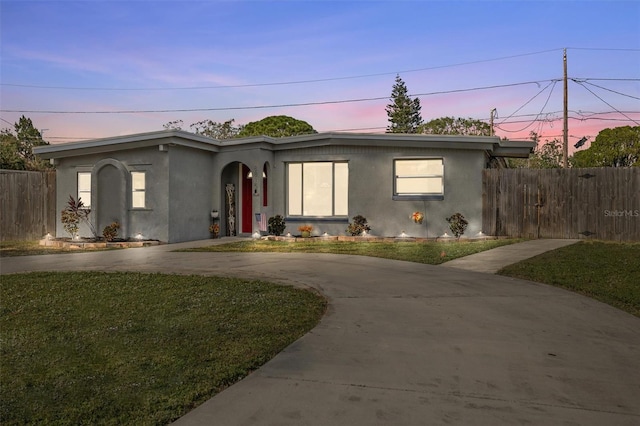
top-left (411, 211), bottom-right (424, 224)
top-left (209, 223), bottom-right (220, 238)
top-left (298, 224), bottom-right (313, 238)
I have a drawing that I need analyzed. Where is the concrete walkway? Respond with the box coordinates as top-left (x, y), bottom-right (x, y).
top-left (441, 239), bottom-right (581, 273)
top-left (1, 239), bottom-right (638, 425)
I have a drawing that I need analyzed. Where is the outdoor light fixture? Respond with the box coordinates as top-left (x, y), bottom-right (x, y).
top-left (135, 233), bottom-right (143, 240)
top-left (286, 232), bottom-right (292, 237)
top-left (476, 231), bottom-right (485, 237)
top-left (322, 232), bottom-right (330, 237)
top-left (399, 231), bottom-right (408, 238)
top-left (252, 231), bottom-right (261, 239)
top-left (211, 210), bottom-right (219, 219)
top-left (440, 232), bottom-right (452, 238)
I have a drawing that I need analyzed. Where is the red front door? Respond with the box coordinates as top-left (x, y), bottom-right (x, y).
top-left (241, 164), bottom-right (253, 233)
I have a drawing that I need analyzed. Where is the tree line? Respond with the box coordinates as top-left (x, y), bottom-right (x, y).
top-left (1, 76), bottom-right (637, 170)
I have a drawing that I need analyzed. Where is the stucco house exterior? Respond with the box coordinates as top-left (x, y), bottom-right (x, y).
top-left (35, 130), bottom-right (534, 243)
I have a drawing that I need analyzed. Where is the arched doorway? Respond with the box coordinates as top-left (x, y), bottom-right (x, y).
top-left (95, 162), bottom-right (127, 238)
top-left (220, 161), bottom-right (254, 236)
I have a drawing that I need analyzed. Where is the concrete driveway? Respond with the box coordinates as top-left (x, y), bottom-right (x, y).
top-left (1, 240), bottom-right (639, 425)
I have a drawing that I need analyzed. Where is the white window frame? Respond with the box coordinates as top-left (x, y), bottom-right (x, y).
top-left (131, 171), bottom-right (146, 209)
top-left (287, 161), bottom-right (348, 217)
top-left (393, 158), bottom-right (444, 201)
top-left (77, 172), bottom-right (91, 208)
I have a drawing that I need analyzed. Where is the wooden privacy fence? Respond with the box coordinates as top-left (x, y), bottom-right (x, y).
top-left (483, 168), bottom-right (640, 241)
top-left (0, 170), bottom-right (56, 241)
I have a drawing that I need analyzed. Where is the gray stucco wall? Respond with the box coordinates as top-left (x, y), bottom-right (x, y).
top-left (49, 133), bottom-right (498, 243)
top-left (270, 145), bottom-right (485, 238)
top-left (53, 146), bottom-right (171, 242)
top-left (167, 145), bottom-right (215, 243)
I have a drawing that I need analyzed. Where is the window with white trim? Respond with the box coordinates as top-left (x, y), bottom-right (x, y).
top-left (131, 172), bottom-right (146, 208)
top-left (287, 162), bottom-right (348, 216)
top-left (77, 172), bottom-right (91, 207)
top-left (394, 158), bottom-right (444, 199)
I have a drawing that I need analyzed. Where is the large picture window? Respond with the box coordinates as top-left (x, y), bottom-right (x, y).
top-left (394, 158), bottom-right (444, 200)
top-left (288, 162), bottom-right (348, 216)
top-left (131, 172), bottom-right (146, 208)
top-left (77, 172), bottom-right (91, 207)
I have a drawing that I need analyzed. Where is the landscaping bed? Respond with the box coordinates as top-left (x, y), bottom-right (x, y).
top-left (39, 237), bottom-right (161, 249)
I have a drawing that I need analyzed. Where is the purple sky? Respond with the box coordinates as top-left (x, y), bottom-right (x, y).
top-left (1, 0), bottom-right (639, 151)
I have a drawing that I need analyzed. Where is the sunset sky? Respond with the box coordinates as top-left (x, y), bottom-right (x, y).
top-left (1, 0), bottom-right (639, 151)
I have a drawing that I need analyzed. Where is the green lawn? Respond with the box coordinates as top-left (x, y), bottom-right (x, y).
top-left (182, 238), bottom-right (520, 264)
top-left (499, 241), bottom-right (640, 317)
top-left (3, 238), bottom-right (637, 424)
top-left (0, 272), bottom-right (326, 425)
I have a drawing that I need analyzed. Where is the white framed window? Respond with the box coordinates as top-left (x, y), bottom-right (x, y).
top-left (131, 172), bottom-right (146, 208)
top-left (394, 158), bottom-right (444, 199)
top-left (287, 162), bottom-right (348, 217)
top-left (77, 172), bottom-right (91, 207)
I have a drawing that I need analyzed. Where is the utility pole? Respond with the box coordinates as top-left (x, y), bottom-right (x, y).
top-left (490, 108), bottom-right (497, 136)
top-left (563, 48), bottom-right (569, 168)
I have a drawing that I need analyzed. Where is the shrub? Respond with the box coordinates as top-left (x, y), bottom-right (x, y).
top-left (102, 222), bottom-right (120, 242)
top-left (346, 215), bottom-right (371, 236)
top-left (446, 213), bottom-right (468, 238)
top-left (61, 195), bottom-right (93, 238)
top-left (267, 215), bottom-right (286, 236)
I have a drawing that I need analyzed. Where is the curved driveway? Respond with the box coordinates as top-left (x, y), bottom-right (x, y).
top-left (2, 240), bottom-right (639, 425)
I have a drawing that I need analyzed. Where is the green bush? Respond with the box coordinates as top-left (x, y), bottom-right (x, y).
top-left (446, 212), bottom-right (468, 238)
top-left (268, 215), bottom-right (286, 236)
top-left (346, 215), bottom-right (371, 236)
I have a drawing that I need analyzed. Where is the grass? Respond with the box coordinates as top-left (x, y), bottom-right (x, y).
top-left (499, 241), bottom-right (640, 317)
top-left (0, 272), bottom-right (326, 425)
top-left (181, 238), bottom-right (521, 265)
top-left (0, 240), bottom-right (120, 257)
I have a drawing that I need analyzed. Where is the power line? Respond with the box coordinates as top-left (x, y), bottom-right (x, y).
top-left (0, 79), bottom-right (558, 114)
top-left (573, 80), bottom-right (640, 101)
top-left (0, 49), bottom-right (565, 92)
top-left (34, 113), bottom-right (639, 142)
top-left (573, 81), bottom-right (640, 125)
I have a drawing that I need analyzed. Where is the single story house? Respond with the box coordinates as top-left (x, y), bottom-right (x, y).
top-left (35, 130), bottom-right (534, 243)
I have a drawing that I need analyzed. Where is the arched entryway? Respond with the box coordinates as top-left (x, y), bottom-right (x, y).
top-left (220, 161), bottom-right (255, 236)
top-left (94, 159), bottom-right (128, 238)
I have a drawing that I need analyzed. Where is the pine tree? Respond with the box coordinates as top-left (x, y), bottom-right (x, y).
top-left (386, 75), bottom-right (423, 133)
